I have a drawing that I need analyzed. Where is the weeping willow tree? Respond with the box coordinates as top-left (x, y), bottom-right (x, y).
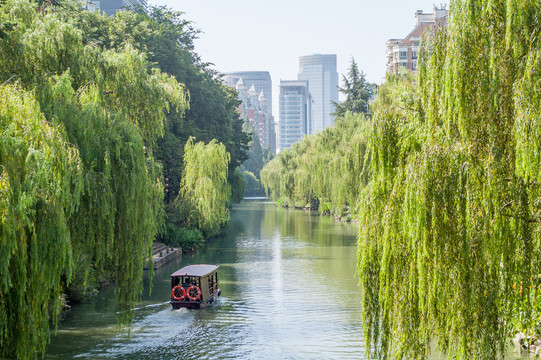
top-left (177, 137), bottom-right (231, 237)
top-left (0, 1), bottom-right (187, 358)
top-left (260, 111), bottom-right (371, 217)
top-left (0, 84), bottom-right (82, 359)
top-left (358, 1), bottom-right (541, 359)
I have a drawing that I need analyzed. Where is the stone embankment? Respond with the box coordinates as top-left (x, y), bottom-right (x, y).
top-left (144, 242), bottom-right (182, 270)
top-left (514, 333), bottom-right (541, 358)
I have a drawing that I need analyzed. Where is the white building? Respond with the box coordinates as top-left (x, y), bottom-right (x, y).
top-left (224, 71), bottom-right (275, 153)
top-left (297, 54), bottom-right (338, 134)
top-left (232, 79), bottom-right (274, 152)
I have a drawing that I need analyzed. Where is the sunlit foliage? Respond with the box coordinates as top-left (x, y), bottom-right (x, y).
top-left (0, 84), bottom-right (82, 359)
top-left (178, 137), bottom-right (231, 237)
top-left (358, 1), bottom-right (541, 359)
top-left (261, 112), bottom-right (371, 218)
top-left (0, 0), bottom-right (187, 357)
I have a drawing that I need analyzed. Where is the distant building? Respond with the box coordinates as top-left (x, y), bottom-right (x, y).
top-left (231, 79), bottom-right (274, 153)
top-left (82, 0), bottom-right (147, 15)
top-left (82, 0), bottom-right (100, 12)
top-left (386, 7), bottom-right (448, 73)
top-left (224, 72), bottom-right (273, 114)
top-left (278, 80), bottom-right (311, 151)
top-left (224, 72), bottom-right (275, 153)
top-left (297, 54), bottom-right (338, 134)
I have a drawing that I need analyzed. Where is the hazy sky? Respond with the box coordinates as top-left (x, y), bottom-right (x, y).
top-left (148, 0), bottom-right (447, 114)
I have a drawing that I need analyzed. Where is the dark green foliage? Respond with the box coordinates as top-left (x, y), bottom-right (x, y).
top-left (75, 5), bottom-right (250, 211)
top-left (242, 127), bottom-right (264, 178)
top-left (242, 170), bottom-right (264, 197)
top-left (93, 6), bottom-right (250, 202)
top-left (161, 222), bottom-right (204, 251)
top-left (333, 58), bottom-right (375, 117)
top-left (230, 167), bottom-right (247, 203)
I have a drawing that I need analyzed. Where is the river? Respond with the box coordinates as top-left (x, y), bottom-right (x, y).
top-left (45, 200), bottom-right (528, 359)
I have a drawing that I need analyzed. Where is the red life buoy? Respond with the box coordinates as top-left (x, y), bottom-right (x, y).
top-left (171, 285), bottom-right (186, 301)
top-left (186, 285), bottom-right (201, 301)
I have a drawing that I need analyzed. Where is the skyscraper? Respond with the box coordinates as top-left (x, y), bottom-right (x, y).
top-left (278, 80), bottom-right (311, 151)
top-left (297, 54), bottom-right (338, 134)
top-left (223, 71), bottom-right (275, 153)
top-left (223, 72), bottom-right (273, 114)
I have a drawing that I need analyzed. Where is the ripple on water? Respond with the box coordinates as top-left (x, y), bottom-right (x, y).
top-left (46, 202), bottom-right (370, 359)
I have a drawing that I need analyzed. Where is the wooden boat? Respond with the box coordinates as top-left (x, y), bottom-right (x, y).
top-left (170, 264), bottom-right (221, 309)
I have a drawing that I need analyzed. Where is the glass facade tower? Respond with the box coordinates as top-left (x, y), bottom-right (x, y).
top-left (297, 54), bottom-right (338, 134)
top-left (278, 80), bottom-right (311, 151)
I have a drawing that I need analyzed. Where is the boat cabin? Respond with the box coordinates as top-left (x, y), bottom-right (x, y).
top-left (170, 264), bottom-right (220, 309)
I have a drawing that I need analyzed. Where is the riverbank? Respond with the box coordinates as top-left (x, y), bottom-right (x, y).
top-left (144, 243), bottom-right (182, 270)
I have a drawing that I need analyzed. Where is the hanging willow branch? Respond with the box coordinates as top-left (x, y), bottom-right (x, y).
top-left (358, 1), bottom-right (541, 359)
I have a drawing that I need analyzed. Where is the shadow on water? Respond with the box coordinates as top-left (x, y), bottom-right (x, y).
top-left (45, 201), bottom-right (529, 360)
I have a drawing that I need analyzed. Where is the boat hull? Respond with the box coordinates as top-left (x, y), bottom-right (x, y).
top-left (171, 290), bottom-right (220, 309)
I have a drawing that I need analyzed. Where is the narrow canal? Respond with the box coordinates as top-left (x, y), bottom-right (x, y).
top-left (45, 200), bottom-right (363, 359)
top-left (45, 200), bottom-right (528, 359)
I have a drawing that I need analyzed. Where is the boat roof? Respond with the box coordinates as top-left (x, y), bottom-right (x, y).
top-left (170, 264), bottom-right (219, 278)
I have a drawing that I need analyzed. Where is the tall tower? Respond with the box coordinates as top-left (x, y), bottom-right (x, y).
top-left (223, 72), bottom-right (272, 114)
top-left (297, 54), bottom-right (338, 134)
top-left (223, 71), bottom-right (275, 153)
top-left (278, 80), bottom-right (311, 151)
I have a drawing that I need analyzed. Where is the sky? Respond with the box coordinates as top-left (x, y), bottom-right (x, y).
top-left (148, 0), bottom-right (447, 115)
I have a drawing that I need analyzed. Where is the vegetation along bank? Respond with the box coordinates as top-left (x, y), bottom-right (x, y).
top-left (261, 0), bottom-right (541, 359)
top-left (0, 0), bottom-right (250, 358)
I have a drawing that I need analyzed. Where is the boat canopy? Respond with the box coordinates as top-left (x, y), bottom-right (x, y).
top-left (170, 264), bottom-right (218, 278)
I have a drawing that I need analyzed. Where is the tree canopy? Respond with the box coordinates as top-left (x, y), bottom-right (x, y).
top-left (260, 1), bottom-right (541, 359)
top-left (332, 58), bottom-right (375, 117)
top-left (0, 0), bottom-right (247, 358)
top-left (261, 111), bottom-right (371, 218)
top-left (177, 138), bottom-right (231, 237)
top-left (358, 1), bottom-right (541, 358)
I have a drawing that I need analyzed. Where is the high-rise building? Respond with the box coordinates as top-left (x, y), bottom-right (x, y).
top-left (297, 54), bottom-right (338, 134)
top-left (278, 80), bottom-right (311, 151)
top-left (82, 0), bottom-right (147, 15)
top-left (224, 71), bottom-right (275, 153)
top-left (386, 7), bottom-right (448, 73)
top-left (223, 72), bottom-right (273, 114)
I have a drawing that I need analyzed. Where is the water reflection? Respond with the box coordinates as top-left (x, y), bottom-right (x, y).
top-left (45, 201), bottom-right (527, 359)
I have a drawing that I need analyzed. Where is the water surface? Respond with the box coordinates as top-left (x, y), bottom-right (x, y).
top-left (46, 201), bottom-right (364, 359)
top-left (45, 201), bottom-right (528, 359)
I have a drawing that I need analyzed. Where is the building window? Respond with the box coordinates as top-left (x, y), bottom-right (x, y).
top-left (412, 51), bottom-right (418, 60)
top-left (400, 51), bottom-right (407, 60)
